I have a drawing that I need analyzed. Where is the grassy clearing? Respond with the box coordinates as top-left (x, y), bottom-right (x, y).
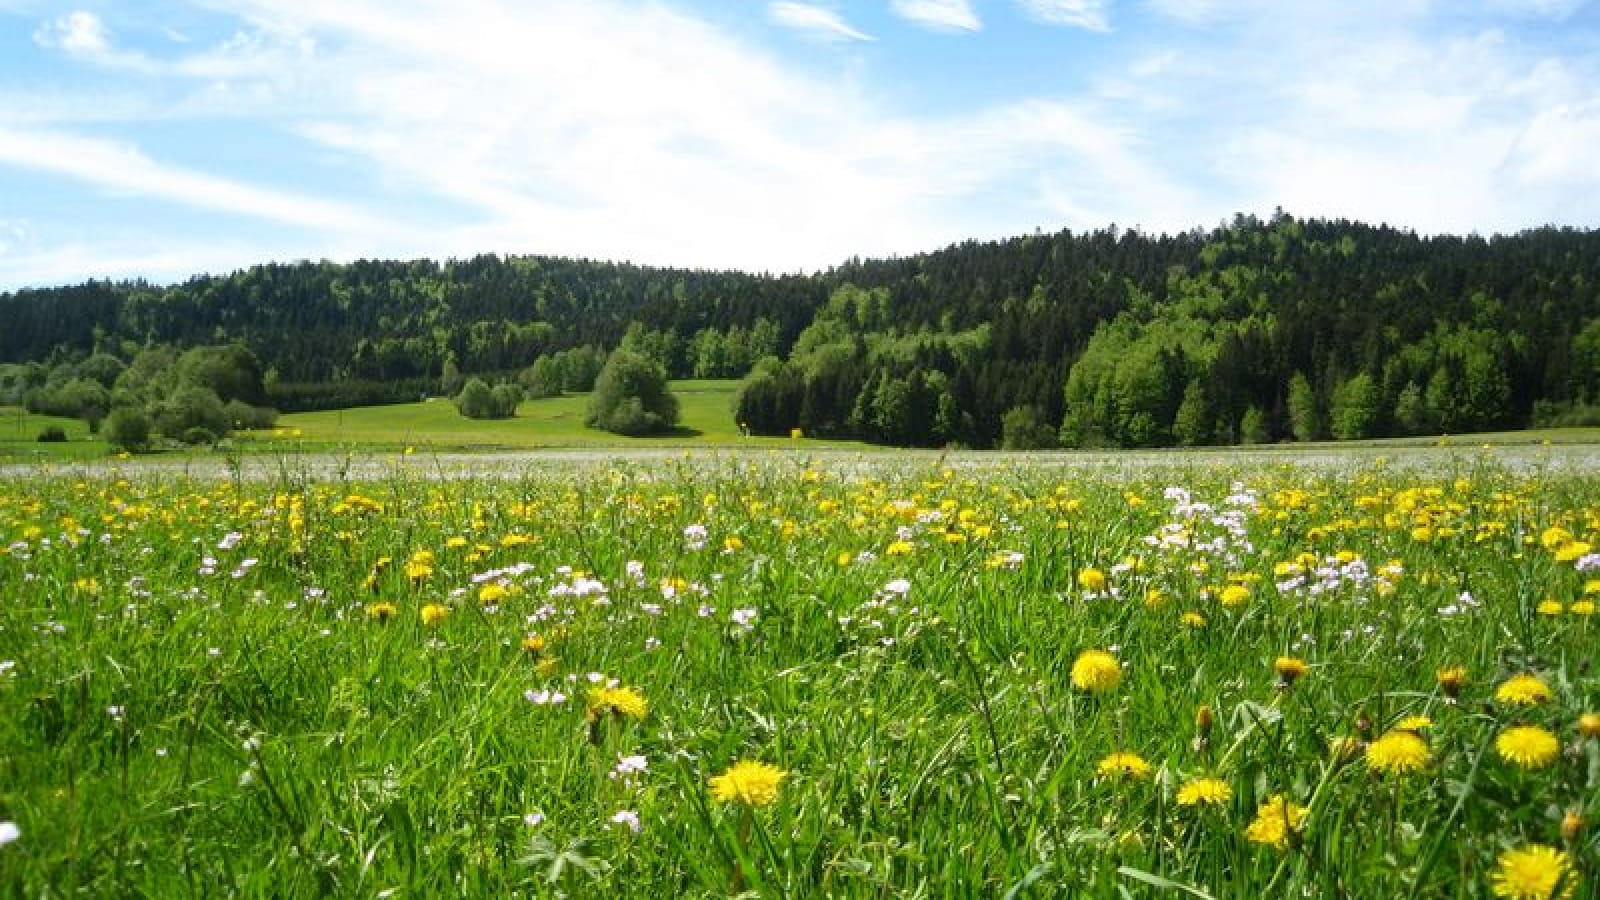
top-left (0, 407), bottom-right (107, 461)
top-left (0, 454), bottom-right (1596, 897)
top-left (240, 380), bottom-right (866, 453)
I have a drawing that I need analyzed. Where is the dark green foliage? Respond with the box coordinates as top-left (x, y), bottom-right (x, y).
top-left (587, 351), bottom-right (678, 436)
top-left (102, 405), bottom-right (151, 452)
top-left (35, 426), bottom-right (67, 442)
top-left (1000, 405), bottom-right (1057, 450)
top-left (222, 399), bottom-right (279, 431)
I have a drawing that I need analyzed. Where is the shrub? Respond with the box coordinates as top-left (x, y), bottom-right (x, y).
top-left (587, 350), bottom-right (678, 436)
top-left (454, 378), bottom-right (519, 419)
top-left (36, 426), bottom-right (67, 443)
top-left (102, 406), bottom-right (152, 452)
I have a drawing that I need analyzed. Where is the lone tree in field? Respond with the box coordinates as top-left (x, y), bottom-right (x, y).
top-left (587, 349), bottom-right (679, 436)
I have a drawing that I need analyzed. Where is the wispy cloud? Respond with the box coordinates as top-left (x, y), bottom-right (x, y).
top-left (1017, 0), bottom-right (1111, 31)
top-left (889, 0), bottom-right (981, 32)
top-left (768, 2), bottom-right (873, 41)
top-left (0, 127), bottom-right (387, 233)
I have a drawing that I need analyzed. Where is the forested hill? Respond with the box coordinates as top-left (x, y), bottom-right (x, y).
top-left (4, 213), bottom-right (1600, 448)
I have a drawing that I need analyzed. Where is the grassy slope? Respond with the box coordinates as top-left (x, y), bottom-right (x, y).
top-left (246, 380), bottom-right (868, 451)
top-left (0, 407), bottom-right (108, 460)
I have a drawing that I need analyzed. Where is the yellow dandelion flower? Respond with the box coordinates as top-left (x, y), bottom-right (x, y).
top-left (1180, 611), bottom-right (1207, 629)
top-left (1274, 656), bottom-right (1309, 686)
top-left (1175, 777), bottom-right (1232, 807)
top-left (1395, 715), bottom-right (1432, 732)
top-left (1219, 584), bottom-right (1250, 607)
top-left (1537, 599), bottom-right (1565, 616)
top-left (1244, 794), bottom-right (1308, 851)
top-left (1554, 540), bottom-right (1591, 563)
top-left (1490, 844), bottom-right (1578, 900)
top-left (1077, 567), bottom-right (1108, 592)
top-left (366, 601), bottom-right (398, 621)
top-left (1495, 725), bottom-right (1561, 770)
top-left (419, 603), bottom-right (450, 626)
top-left (521, 634), bottom-right (546, 653)
top-left (1096, 752), bottom-right (1152, 781)
top-left (1070, 649), bottom-right (1122, 694)
top-left (478, 582), bottom-right (510, 605)
top-left (708, 760), bottom-right (788, 808)
top-left (1365, 730), bottom-right (1432, 775)
top-left (1540, 525), bottom-right (1573, 550)
top-left (587, 685), bottom-right (648, 721)
top-left (1437, 666), bottom-right (1468, 700)
top-left (1495, 674), bottom-right (1553, 706)
top-left (1570, 600), bottom-right (1595, 616)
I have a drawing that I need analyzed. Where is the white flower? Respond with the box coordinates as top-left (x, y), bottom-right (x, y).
top-left (609, 809), bottom-right (642, 833)
top-left (731, 607), bottom-right (758, 628)
top-left (610, 754), bottom-right (649, 781)
top-left (882, 578), bottom-right (911, 596)
top-left (107, 705), bottom-right (125, 722)
top-left (523, 811), bottom-right (545, 828)
top-left (0, 821), bottom-right (19, 846)
top-left (523, 689), bottom-right (567, 706)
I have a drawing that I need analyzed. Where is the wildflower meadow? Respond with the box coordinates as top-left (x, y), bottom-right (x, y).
top-left (1, 451), bottom-right (1596, 898)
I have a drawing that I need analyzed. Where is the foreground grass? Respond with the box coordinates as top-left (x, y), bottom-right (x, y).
top-left (1, 454), bottom-right (1596, 897)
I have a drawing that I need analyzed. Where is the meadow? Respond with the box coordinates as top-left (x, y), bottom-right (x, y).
top-left (0, 450), bottom-right (1596, 898)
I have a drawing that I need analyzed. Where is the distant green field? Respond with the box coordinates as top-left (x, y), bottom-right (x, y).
top-left (0, 407), bottom-right (108, 460)
top-left (242, 380), bottom-right (866, 452)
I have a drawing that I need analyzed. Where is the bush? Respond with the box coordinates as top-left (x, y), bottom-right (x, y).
top-left (454, 378), bottom-right (519, 419)
top-left (587, 350), bottom-right (678, 436)
top-left (36, 426), bottom-right (67, 443)
top-left (1000, 405), bottom-right (1058, 451)
top-left (103, 406), bottom-right (152, 452)
top-left (181, 426), bottom-right (219, 446)
top-left (223, 399), bottom-right (280, 430)
top-left (152, 386), bottom-right (230, 440)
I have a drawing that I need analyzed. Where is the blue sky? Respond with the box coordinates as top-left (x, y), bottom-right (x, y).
top-left (1, 0), bottom-right (1597, 288)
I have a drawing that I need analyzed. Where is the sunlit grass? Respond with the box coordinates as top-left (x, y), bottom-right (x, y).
top-left (0, 451), bottom-right (1596, 897)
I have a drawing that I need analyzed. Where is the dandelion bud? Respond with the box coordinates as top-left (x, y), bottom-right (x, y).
top-left (1436, 665), bottom-right (1467, 703)
top-left (1561, 809), bottom-right (1584, 843)
top-left (1195, 704), bottom-right (1214, 737)
top-left (1579, 712), bottom-right (1600, 740)
top-left (1354, 713), bottom-right (1373, 740)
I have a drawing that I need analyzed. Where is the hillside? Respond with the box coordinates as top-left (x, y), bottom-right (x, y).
top-left (4, 213), bottom-right (1600, 448)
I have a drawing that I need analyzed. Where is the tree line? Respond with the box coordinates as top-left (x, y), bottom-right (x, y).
top-left (3, 212), bottom-right (1599, 448)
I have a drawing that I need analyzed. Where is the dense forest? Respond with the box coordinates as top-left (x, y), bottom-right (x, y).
top-left (4, 212), bottom-right (1600, 448)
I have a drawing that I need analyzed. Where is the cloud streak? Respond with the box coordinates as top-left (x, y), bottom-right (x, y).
top-left (889, 0), bottom-right (982, 32)
top-left (0, 127), bottom-right (387, 233)
top-left (768, 2), bottom-right (873, 41)
top-left (1017, 0), bottom-right (1111, 31)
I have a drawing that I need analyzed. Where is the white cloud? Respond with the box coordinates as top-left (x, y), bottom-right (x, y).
top-left (889, 0), bottom-right (982, 32)
top-left (1018, 0), bottom-right (1112, 31)
top-left (31, 10), bottom-right (159, 71)
top-left (32, 10), bottom-right (109, 53)
top-left (0, 128), bottom-right (389, 234)
top-left (151, 0), bottom-right (1178, 272)
top-left (768, 2), bottom-right (873, 41)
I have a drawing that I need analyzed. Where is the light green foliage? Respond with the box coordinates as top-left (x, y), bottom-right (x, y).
top-left (1331, 372), bottom-right (1382, 440)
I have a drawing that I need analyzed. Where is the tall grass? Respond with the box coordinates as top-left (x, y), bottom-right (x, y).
top-left (0, 454), bottom-right (1595, 897)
